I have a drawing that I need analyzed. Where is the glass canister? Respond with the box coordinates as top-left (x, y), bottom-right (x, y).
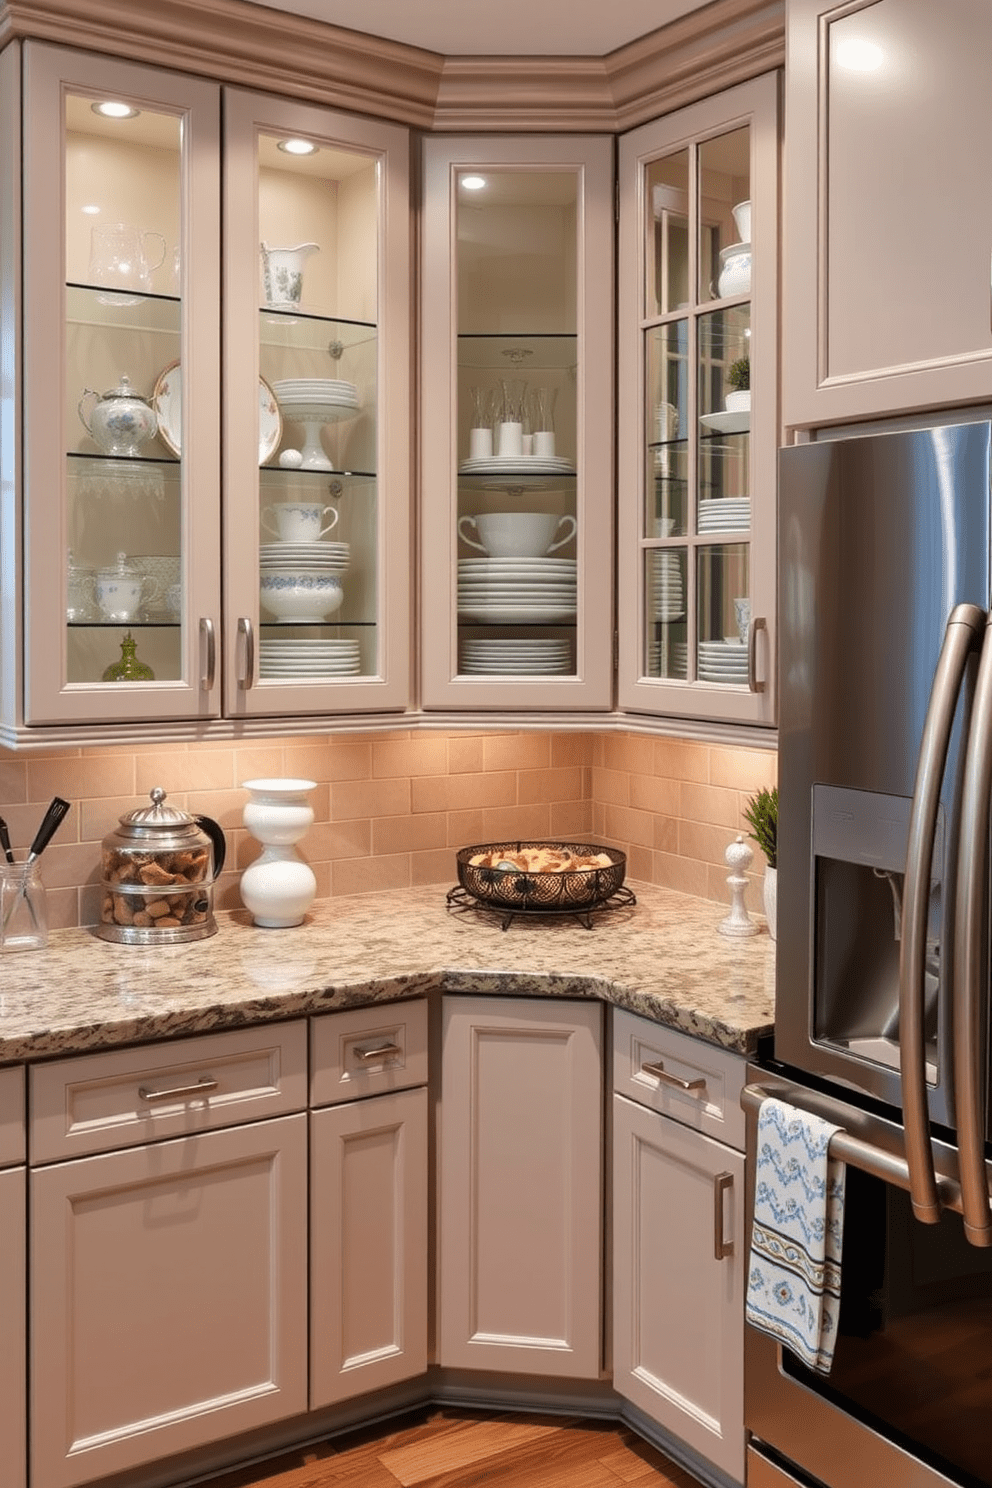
top-left (0, 861), bottom-right (48, 952)
top-left (97, 787), bottom-right (226, 944)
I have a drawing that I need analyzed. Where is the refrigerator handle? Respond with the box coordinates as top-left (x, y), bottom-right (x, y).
top-left (901, 602), bottom-right (985, 1225)
top-left (954, 612), bottom-right (992, 1246)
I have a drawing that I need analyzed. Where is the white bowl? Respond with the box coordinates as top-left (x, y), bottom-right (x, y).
top-left (259, 572), bottom-right (344, 622)
top-left (717, 243), bottom-right (752, 298)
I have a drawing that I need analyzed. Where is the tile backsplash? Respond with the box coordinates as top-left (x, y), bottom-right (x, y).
top-left (0, 729), bottom-right (776, 929)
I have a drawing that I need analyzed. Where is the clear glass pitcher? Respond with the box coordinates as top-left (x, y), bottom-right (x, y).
top-left (88, 222), bottom-right (167, 301)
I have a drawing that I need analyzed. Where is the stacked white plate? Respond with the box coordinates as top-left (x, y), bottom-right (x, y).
top-left (647, 639), bottom-right (688, 676)
top-left (649, 551), bottom-right (685, 621)
top-left (258, 638), bottom-right (361, 678)
top-left (457, 456), bottom-right (576, 477)
top-left (271, 378), bottom-right (359, 419)
top-left (698, 638), bottom-right (748, 684)
top-left (458, 557), bottom-right (577, 625)
top-left (260, 541), bottom-right (350, 576)
top-left (460, 639), bottom-right (573, 674)
top-left (698, 498), bottom-right (751, 534)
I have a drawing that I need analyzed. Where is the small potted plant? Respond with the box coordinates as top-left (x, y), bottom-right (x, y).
top-left (725, 355), bottom-right (750, 414)
top-left (743, 785), bottom-right (777, 938)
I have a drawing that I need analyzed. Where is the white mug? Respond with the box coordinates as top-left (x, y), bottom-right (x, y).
top-left (95, 562), bottom-right (160, 623)
top-left (261, 503), bottom-right (339, 543)
top-left (458, 511), bottom-right (577, 559)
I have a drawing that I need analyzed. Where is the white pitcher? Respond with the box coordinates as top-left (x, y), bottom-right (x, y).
top-left (259, 241), bottom-right (320, 308)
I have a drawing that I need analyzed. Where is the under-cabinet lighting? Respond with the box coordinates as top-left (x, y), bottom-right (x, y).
top-left (277, 138), bottom-right (319, 156)
top-left (835, 38), bottom-right (884, 71)
top-left (460, 175), bottom-right (487, 191)
top-left (91, 100), bottom-right (140, 120)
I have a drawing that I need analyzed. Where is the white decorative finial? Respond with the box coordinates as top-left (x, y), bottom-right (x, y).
top-left (719, 834), bottom-right (758, 937)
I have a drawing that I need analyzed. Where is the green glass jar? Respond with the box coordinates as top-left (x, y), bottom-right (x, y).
top-left (102, 631), bottom-right (155, 682)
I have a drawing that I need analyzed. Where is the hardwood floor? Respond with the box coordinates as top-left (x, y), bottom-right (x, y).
top-left (201, 1407), bottom-right (705, 1488)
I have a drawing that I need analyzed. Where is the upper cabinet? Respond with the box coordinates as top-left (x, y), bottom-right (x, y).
top-left (420, 136), bottom-right (614, 712)
top-left (783, 0), bottom-right (992, 428)
top-left (4, 42), bottom-right (410, 740)
top-left (617, 75), bottom-right (779, 726)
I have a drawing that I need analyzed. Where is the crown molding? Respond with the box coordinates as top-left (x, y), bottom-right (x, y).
top-left (0, 0), bottom-right (783, 132)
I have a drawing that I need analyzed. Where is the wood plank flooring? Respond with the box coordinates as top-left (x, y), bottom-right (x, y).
top-left (201, 1407), bottom-right (705, 1488)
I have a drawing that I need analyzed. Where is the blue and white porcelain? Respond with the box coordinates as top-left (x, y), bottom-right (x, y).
top-left (258, 570), bottom-right (344, 622)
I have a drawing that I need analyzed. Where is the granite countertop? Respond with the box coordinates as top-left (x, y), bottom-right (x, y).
top-left (0, 881), bottom-right (775, 1065)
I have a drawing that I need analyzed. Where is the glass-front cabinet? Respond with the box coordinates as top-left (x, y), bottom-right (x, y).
top-left (8, 44), bottom-right (409, 737)
top-left (420, 137), bottom-right (614, 711)
top-left (617, 74), bottom-right (778, 725)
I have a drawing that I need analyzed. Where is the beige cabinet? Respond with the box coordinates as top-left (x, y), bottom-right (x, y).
top-left (783, 0), bottom-right (992, 427)
top-left (612, 1011), bottom-right (746, 1483)
top-left (29, 1026), bottom-right (308, 1488)
top-left (420, 136), bottom-right (614, 712)
top-left (4, 40), bottom-right (410, 741)
top-left (309, 1001), bottom-right (429, 1407)
top-left (618, 74), bottom-right (779, 727)
top-left (438, 995), bottom-right (603, 1377)
top-left (0, 1068), bottom-right (26, 1488)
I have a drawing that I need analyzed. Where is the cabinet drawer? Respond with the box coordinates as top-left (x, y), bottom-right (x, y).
top-left (310, 999), bottom-right (428, 1107)
top-left (612, 1009), bottom-right (745, 1151)
top-left (0, 1067), bottom-right (25, 1168)
top-left (30, 1021), bottom-right (308, 1164)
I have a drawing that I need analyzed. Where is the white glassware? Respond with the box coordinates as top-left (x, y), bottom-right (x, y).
top-left (0, 861), bottom-right (48, 952)
top-left (240, 778), bottom-right (318, 928)
top-left (66, 552), bottom-right (97, 622)
top-left (134, 555), bottom-right (180, 615)
top-left (95, 553), bottom-right (161, 623)
top-left (261, 502), bottom-right (340, 542)
top-left (259, 241), bottom-right (320, 308)
top-left (732, 199), bottom-right (752, 243)
top-left (88, 223), bottom-right (166, 303)
top-left (496, 421), bottom-right (523, 458)
top-left (259, 571), bottom-right (344, 622)
top-left (78, 376), bottom-right (158, 457)
top-left (458, 512), bottom-right (577, 558)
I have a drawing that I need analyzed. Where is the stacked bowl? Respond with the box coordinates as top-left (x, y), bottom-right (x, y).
top-left (271, 378), bottom-right (359, 471)
top-left (259, 501), bottom-right (350, 626)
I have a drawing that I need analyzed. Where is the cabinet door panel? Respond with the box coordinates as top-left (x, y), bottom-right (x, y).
top-left (30, 1114), bottom-right (307, 1488)
top-left (439, 996), bottom-right (602, 1377)
top-left (310, 1086), bottom-right (428, 1407)
top-left (0, 1167), bottom-right (26, 1488)
top-left (613, 1092), bottom-right (744, 1482)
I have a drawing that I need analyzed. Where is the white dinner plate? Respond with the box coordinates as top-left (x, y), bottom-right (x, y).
top-left (457, 456), bottom-right (576, 476)
top-left (699, 410), bottom-right (751, 434)
top-left (153, 362), bottom-right (282, 464)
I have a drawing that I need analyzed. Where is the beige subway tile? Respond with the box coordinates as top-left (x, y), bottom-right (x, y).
top-left (306, 818), bottom-right (372, 862)
top-left (629, 773), bottom-right (680, 817)
top-left (424, 771), bottom-right (517, 814)
top-left (482, 734), bottom-right (551, 772)
top-left (654, 850), bottom-right (710, 898)
top-left (35, 841), bottom-right (98, 891)
top-left (235, 744), bottom-right (289, 782)
top-left (305, 862), bottom-right (332, 903)
top-left (447, 809), bottom-right (487, 846)
top-left (79, 795), bottom-right (147, 843)
top-left (45, 886), bottom-right (80, 931)
top-left (0, 759), bottom-right (28, 806)
top-left (653, 737), bottom-right (709, 783)
top-left (447, 735), bottom-right (485, 774)
top-left (709, 745), bottom-right (778, 792)
top-left (602, 803), bottom-right (656, 849)
top-left (653, 815), bottom-right (679, 853)
top-left (591, 801), bottom-right (606, 836)
top-left (331, 778), bottom-right (411, 821)
top-left (550, 732), bottom-right (596, 768)
top-left (482, 804), bottom-right (552, 841)
top-left (78, 883), bottom-right (104, 928)
top-left (372, 813), bottom-right (449, 855)
top-left (276, 741), bottom-right (333, 782)
top-left (707, 860), bottom-right (765, 909)
top-left (373, 735), bottom-right (448, 779)
top-left (626, 844), bottom-right (655, 885)
top-left (679, 781), bottom-right (742, 830)
top-left (0, 801), bottom-right (74, 852)
top-left (600, 731), bottom-right (656, 776)
top-left (517, 766), bottom-right (585, 806)
top-left (331, 854), bottom-right (411, 897)
top-left (549, 799), bottom-right (594, 838)
top-left (679, 818), bottom-right (742, 867)
top-left (412, 776), bottom-right (449, 814)
top-left (136, 750), bottom-right (235, 795)
top-left (592, 766), bottom-right (630, 808)
top-left (320, 742), bottom-right (375, 782)
top-left (28, 754), bottom-right (135, 802)
top-left (411, 849), bottom-right (457, 887)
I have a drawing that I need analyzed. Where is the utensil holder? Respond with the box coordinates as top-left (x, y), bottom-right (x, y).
top-left (0, 861), bottom-right (48, 952)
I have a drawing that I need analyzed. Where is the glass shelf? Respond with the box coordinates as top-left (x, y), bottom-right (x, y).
top-left (457, 334), bottom-right (578, 371)
top-left (258, 306), bottom-right (377, 354)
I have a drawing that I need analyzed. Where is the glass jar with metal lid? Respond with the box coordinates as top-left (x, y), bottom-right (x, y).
top-left (96, 786), bottom-right (226, 944)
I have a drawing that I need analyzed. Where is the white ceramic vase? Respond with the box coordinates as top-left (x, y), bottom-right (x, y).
top-left (763, 865), bottom-right (777, 940)
top-left (240, 778), bottom-right (317, 928)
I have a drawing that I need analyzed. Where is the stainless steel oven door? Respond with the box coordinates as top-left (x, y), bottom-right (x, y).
top-left (744, 1073), bottom-right (992, 1488)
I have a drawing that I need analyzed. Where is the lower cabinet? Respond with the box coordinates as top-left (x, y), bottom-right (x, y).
top-left (438, 995), bottom-right (603, 1378)
top-left (612, 1011), bottom-right (746, 1483)
top-left (0, 1067), bottom-right (26, 1488)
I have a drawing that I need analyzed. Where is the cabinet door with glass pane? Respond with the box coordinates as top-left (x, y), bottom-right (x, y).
top-left (617, 74), bottom-right (778, 726)
top-left (21, 43), bottom-right (221, 726)
top-left (421, 137), bottom-right (613, 712)
top-left (223, 90), bottom-right (410, 717)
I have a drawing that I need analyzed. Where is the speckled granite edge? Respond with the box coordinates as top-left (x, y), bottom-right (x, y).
top-left (0, 882), bottom-right (775, 1064)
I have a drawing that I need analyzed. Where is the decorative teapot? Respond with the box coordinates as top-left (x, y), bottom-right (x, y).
top-left (78, 376), bottom-right (158, 457)
top-left (96, 787), bottom-right (227, 944)
top-left (260, 241), bottom-right (319, 308)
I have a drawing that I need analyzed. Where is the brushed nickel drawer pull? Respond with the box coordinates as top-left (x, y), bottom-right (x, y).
top-left (713, 1170), bottom-right (734, 1260)
top-left (353, 1042), bottom-right (402, 1063)
top-left (640, 1059), bottom-right (706, 1093)
top-left (138, 1077), bottom-right (219, 1104)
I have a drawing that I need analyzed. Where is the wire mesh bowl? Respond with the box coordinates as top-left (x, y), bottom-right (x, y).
top-left (455, 841), bottom-right (627, 912)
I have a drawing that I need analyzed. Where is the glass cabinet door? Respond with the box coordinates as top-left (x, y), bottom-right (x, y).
top-left (223, 90), bottom-right (410, 717)
top-left (21, 43), bottom-right (221, 726)
top-left (421, 137), bottom-right (613, 711)
top-left (618, 75), bottom-right (778, 725)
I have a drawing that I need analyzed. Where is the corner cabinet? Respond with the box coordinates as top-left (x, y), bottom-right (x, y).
top-left (783, 0), bottom-right (992, 428)
top-left (617, 74), bottom-right (779, 726)
top-left (420, 136), bottom-right (614, 712)
top-left (4, 40), bottom-right (410, 740)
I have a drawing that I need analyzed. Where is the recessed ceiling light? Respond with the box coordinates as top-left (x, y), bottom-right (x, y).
top-left (460, 175), bottom-right (487, 191)
top-left (91, 100), bottom-right (140, 120)
top-left (81, 205), bottom-right (101, 215)
top-left (835, 38), bottom-right (883, 71)
top-left (277, 138), bottom-right (319, 156)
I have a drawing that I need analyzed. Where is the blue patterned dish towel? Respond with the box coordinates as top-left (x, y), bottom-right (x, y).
top-left (746, 1096), bottom-right (846, 1374)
